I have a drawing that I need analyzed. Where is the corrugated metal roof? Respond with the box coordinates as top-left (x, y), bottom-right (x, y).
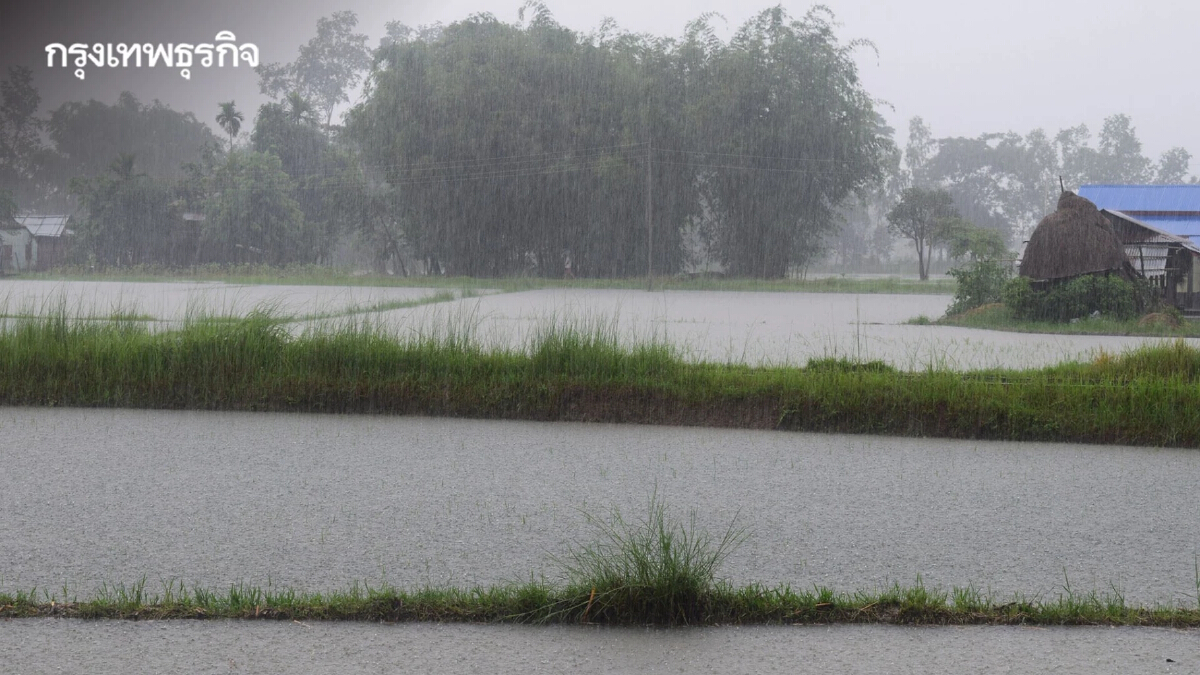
top-left (1103, 210), bottom-right (1200, 253)
top-left (15, 215), bottom-right (69, 237)
top-left (1080, 184), bottom-right (1200, 213)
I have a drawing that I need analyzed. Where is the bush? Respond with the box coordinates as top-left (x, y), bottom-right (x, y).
top-left (1003, 274), bottom-right (1150, 322)
top-left (946, 260), bottom-right (1011, 316)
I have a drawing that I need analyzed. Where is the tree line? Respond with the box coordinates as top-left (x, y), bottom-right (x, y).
top-left (1, 4), bottom-right (1194, 278)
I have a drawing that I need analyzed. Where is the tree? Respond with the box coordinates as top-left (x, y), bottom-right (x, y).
top-left (887, 187), bottom-right (960, 280)
top-left (0, 66), bottom-right (59, 209)
top-left (1155, 147), bottom-right (1192, 184)
top-left (1095, 114), bottom-right (1152, 183)
top-left (204, 151), bottom-right (308, 264)
top-left (70, 154), bottom-right (179, 266)
top-left (48, 92), bottom-right (219, 198)
top-left (216, 101), bottom-right (243, 152)
top-left (252, 101), bottom-right (355, 263)
top-left (284, 92), bottom-right (316, 126)
top-left (0, 188), bottom-right (17, 223)
top-left (256, 11), bottom-right (372, 129)
top-left (693, 7), bottom-right (885, 277)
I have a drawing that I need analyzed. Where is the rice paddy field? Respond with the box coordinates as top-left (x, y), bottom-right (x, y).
top-left (2, 279), bottom-right (1198, 672)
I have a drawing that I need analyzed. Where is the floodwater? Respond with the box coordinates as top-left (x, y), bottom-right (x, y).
top-left (377, 288), bottom-right (1197, 369)
top-left (3, 279), bottom-right (1195, 369)
top-left (2, 620), bottom-right (1196, 675)
top-left (3, 408), bottom-right (1198, 604)
top-left (0, 279), bottom-right (451, 321)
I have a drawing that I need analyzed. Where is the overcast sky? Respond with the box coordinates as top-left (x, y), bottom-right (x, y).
top-left (3, 0), bottom-right (1199, 161)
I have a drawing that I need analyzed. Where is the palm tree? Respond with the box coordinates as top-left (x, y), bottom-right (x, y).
top-left (216, 101), bottom-right (244, 153)
top-left (108, 152), bottom-right (139, 180)
top-left (285, 91), bottom-right (315, 126)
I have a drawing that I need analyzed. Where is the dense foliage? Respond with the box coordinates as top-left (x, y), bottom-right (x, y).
top-left (347, 5), bottom-right (884, 277)
top-left (1002, 274), bottom-right (1150, 323)
top-left (945, 260), bottom-right (1012, 316)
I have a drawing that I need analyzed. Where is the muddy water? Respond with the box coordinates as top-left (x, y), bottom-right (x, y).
top-left (2, 407), bottom-right (1198, 604)
top-left (2, 620), bottom-right (1196, 674)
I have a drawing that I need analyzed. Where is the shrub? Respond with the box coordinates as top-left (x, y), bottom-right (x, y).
top-left (1003, 273), bottom-right (1150, 322)
top-left (946, 259), bottom-right (1011, 316)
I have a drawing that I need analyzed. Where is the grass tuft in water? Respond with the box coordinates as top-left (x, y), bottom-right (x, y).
top-left (553, 495), bottom-right (747, 625)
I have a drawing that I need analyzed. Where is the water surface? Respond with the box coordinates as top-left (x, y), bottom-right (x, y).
top-left (1, 620), bottom-right (1194, 675)
top-left (2, 408), bottom-right (1197, 603)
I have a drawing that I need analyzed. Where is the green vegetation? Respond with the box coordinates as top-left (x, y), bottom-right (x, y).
top-left (4, 579), bottom-right (1197, 627)
top-left (3, 311), bottom-right (1200, 446)
top-left (26, 265), bottom-right (957, 295)
top-left (1003, 275), bottom-right (1152, 323)
top-left (938, 302), bottom-right (1200, 338)
top-left (945, 260), bottom-right (1011, 316)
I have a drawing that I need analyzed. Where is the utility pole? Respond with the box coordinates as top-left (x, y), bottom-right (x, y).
top-left (646, 138), bottom-right (653, 291)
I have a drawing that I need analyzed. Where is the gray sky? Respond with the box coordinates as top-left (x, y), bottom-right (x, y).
top-left (4, 0), bottom-right (1199, 161)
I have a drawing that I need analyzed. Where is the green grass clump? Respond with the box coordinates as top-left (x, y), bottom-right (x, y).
top-left (553, 495), bottom-right (747, 625)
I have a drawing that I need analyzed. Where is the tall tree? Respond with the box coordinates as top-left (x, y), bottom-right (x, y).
top-left (256, 11), bottom-right (372, 129)
top-left (887, 187), bottom-right (960, 280)
top-left (0, 66), bottom-right (58, 209)
top-left (216, 101), bottom-right (243, 152)
top-left (48, 92), bottom-right (220, 196)
top-left (70, 154), bottom-right (178, 266)
top-left (1155, 147), bottom-right (1192, 184)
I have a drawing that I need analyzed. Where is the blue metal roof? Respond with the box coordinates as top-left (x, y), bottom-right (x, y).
top-left (1079, 185), bottom-right (1200, 245)
top-left (1078, 185), bottom-right (1200, 213)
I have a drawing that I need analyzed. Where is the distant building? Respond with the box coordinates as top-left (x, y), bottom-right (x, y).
top-left (1078, 185), bottom-right (1200, 310)
top-left (0, 219), bottom-right (34, 273)
top-left (12, 215), bottom-right (72, 272)
top-left (1079, 185), bottom-right (1200, 247)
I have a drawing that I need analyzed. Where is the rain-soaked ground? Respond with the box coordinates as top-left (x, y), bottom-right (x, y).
top-left (2, 620), bottom-right (1196, 674)
top-left (3, 407), bottom-right (1198, 604)
top-left (3, 279), bottom-right (1196, 369)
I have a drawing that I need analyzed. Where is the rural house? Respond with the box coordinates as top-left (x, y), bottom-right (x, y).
top-left (16, 215), bottom-right (72, 271)
top-left (0, 218), bottom-right (34, 273)
top-left (1020, 190), bottom-right (1200, 310)
top-left (1078, 185), bottom-right (1200, 310)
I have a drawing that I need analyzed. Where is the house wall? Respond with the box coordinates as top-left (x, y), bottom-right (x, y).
top-left (0, 228), bottom-right (33, 272)
top-left (33, 236), bottom-right (67, 270)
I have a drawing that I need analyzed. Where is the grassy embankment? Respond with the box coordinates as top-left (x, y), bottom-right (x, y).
top-left (2, 310), bottom-right (1200, 446)
top-left (4, 500), bottom-right (1198, 627)
top-left (23, 263), bottom-right (957, 295)
top-left (922, 303), bottom-right (1200, 338)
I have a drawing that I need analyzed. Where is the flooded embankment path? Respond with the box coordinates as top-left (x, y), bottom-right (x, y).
top-left (3, 407), bottom-right (1197, 604)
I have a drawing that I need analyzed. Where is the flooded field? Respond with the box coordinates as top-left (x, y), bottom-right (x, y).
top-left (3, 407), bottom-right (1198, 604)
top-left (0, 279), bottom-right (453, 321)
top-left (3, 280), bottom-right (1198, 369)
top-left (2, 620), bottom-right (1195, 675)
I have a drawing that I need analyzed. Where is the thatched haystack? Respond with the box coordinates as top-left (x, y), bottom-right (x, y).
top-left (1020, 192), bottom-right (1134, 281)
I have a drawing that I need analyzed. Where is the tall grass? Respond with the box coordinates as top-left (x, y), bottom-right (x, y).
top-left (2, 309), bottom-right (1200, 445)
top-left (553, 494), bottom-right (747, 625)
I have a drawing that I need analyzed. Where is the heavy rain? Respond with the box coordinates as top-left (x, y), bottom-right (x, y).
top-left (2, 1), bottom-right (1199, 672)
